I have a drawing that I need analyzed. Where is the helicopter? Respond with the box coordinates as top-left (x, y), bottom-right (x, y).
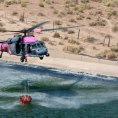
top-left (0, 21), bottom-right (84, 62)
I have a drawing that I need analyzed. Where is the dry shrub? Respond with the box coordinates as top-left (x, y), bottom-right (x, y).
top-left (53, 10), bottom-right (58, 14)
top-left (67, 9), bottom-right (73, 15)
top-left (81, 0), bottom-right (89, 3)
top-left (85, 36), bottom-right (98, 43)
top-left (96, 50), bottom-right (117, 60)
top-left (92, 46), bottom-right (97, 50)
top-left (41, 37), bottom-right (49, 42)
top-left (48, 41), bottom-right (56, 46)
top-left (19, 13), bottom-right (25, 22)
top-left (0, 0), bottom-right (5, 3)
top-left (103, 0), bottom-right (118, 7)
top-left (106, 51), bottom-right (116, 60)
top-left (68, 39), bottom-right (80, 45)
top-left (54, 20), bottom-right (62, 25)
top-left (69, 18), bottom-right (76, 23)
top-left (64, 36), bottom-right (69, 40)
top-left (45, 0), bottom-right (52, 4)
top-left (53, 32), bottom-right (61, 38)
top-left (96, 52), bottom-right (106, 59)
top-left (0, 23), bottom-right (4, 27)
top-left (58, 12), bottom-right (66, 17)
top-left (12, 11), bottom-right (18, 16)
top-left (21, 1), bottom-right (27, 7)
top-left (65, 0), bottom-right (71, 4)
top-left (38, 12), bottom-right (45, 16)
top-left (59, 42), bottom-right (64, 45)
top-left (76, 15), bottom-right (84, 20)
top-left (107, 8), bottom-right (118, 18)
top-left (89, 18), bottom-right (106, 26)
top-left (63, 45), bottom-right (84, 54)
top-left (68, 30), bottom-right (75, 34)
top-left (75, 3), bottom-right (92, 13)
top-left (4, 0), bottom-right (27, 6)
top-left (111, 45), bottom-right (118, 52)
top-left (0, 27), bottom-right (6, 32)
top-left (39, 2), bottom-right (44, 7)
top-left (112, 25), bottom-right (118, 32)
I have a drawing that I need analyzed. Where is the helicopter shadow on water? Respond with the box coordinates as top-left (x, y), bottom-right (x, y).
top-left (20, 78), bottom-right (81, 98)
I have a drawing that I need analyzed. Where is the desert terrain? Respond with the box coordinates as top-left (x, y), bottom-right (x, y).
top-left (0, 0), bottom-right (118, 76)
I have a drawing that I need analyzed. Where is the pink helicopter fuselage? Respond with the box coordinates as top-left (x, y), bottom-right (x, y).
top-left (0, 43), bottom-right (12, 54)
top-left (21, 36), bottom-right (37, 43)
top-left (0, 35), bottom-right (42, 58)
top-left (0, 43), bottom-right (9, 53)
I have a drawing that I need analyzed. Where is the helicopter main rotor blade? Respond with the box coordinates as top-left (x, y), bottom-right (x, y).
top-left (4, 21), bottom-right (49, 33)
top-left (4, 30), bottom-right (21, 32)
top-left (0, 41), bottom-right (7, 43)
top-left (41, 25), bottom-right (85, 32)
top-left (26, 21), bottom-right (49, 32)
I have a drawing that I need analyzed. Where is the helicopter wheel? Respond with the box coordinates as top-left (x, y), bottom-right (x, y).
top-left (40, 57), bottom-right (43, 60)
top-left (46, 53), bottom-right (50, 57)
top-left (20, 57), bottom-right (24, 62)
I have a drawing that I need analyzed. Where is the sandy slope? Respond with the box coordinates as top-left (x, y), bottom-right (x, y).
top-left (1, 53), bottom-right (118, 77)
top-left (30, 57), bottom-right (118, 76)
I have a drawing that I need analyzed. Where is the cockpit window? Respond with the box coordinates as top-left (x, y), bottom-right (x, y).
top-left (37, 43), bottom-right (41, 47)
top-left (32, 44), bottom-right (37, 49)
top-left (31, 42), bottom-right (45, 49)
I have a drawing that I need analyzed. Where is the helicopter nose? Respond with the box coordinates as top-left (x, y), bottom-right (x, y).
top-left (36, 48), bottom-right (47, 55)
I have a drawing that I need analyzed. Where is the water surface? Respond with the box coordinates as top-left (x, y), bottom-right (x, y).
top-left (0, 61), bottom-right (118, 118)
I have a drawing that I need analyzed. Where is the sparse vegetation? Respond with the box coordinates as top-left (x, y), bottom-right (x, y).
top-left (19, 13), bottom-right (25, 22)
top-left (53, 32), bottom-right (61, 38)
top-left (45, 0), bottom-right (52, 4)
top-left (85, 36), bottom-right (98, 43)
top-left (97, 44), bottom-right (118, 60)
top-left (41, 37), bottom-right (49, 42)
top-left (0, 27), bottom-right (6, 32)
top-left (112, 25), bottom-right (118, 32)
top-left (92, 46), bottom-right (97, 50)
top-left (59, 42), bottom-right (64, 45)
top-left (64, 36), bottom-right (69, 40)
top-left (4, 0), bottom-right (27, 7)
top-left (68, 30), bottom-right (75, 34)
top-left (76, 15), bottom-right (84, 20)
top-left (39, 2), bottom-right (44, 7)
top-left (48, 41), bottom-right (56, 46)
top-left (53, 10), bottom-right (58, 14)
top-left (103, 0), bottom-right (118, 7)
top-left (69, 18), bottom-right (76, 23)
top-left (0, 23), bottom-right (4, 27)
top-left (38, 12), bottom-right (45, 16)
top-left (89, 17), bottom-right (106, 26)
top-left (12, 11), bottom-right (18, 16)
top-left (68, 39), bottom-right (80, 45)
top-left (21, 1), bottom-right (27, 7)
top-left (67, 9), bottom-right (73, 15)
top-left (54, 20), bottom-right (62, 25)
top-left (63, 45), bottom-right (84, 54)
top-left (111, 44), bottom-right (118, 52)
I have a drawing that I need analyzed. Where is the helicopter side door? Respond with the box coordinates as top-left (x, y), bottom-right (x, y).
top-left (8, 37), bottom-right (21, 55)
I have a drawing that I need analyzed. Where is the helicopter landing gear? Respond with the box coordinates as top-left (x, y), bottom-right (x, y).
top-left (0, 52), bottom-right (3, 58)
top-left (46, 53), bottom-right (50, 57)
top-left (39, 56), bottom-right (44, 60)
